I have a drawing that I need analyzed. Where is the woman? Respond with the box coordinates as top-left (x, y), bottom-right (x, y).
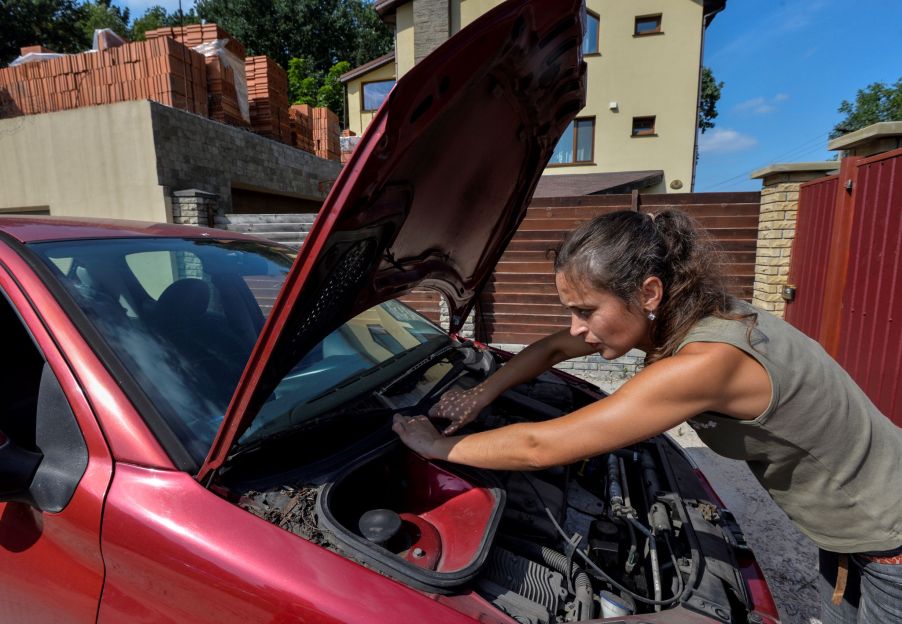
top-left (393, 210), bottom-right (902, 622)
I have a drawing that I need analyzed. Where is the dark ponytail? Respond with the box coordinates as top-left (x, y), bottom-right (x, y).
top-left (554, 209), bottom-right (743, 363)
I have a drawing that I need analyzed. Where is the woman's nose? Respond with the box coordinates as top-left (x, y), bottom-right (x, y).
top-left (570, 315), bottom-right (586, 337)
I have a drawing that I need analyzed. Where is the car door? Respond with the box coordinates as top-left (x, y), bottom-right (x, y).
top-left (0, 248), bottom-right (114, 623)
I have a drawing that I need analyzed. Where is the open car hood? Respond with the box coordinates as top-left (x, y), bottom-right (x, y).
top-left (198, 0), bottom-right (586, 481)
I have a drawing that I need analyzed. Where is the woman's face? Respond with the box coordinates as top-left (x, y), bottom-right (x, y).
top-left (555, 272), bottom-right (654, 359)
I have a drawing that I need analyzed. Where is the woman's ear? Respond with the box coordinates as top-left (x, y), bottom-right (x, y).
top-left (640, 276), bottom-right (664, 312)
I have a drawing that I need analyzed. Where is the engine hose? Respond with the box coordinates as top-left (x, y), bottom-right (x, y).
top-left (606, 455), bottom-right (623, 508)
top-left (618, 457), bottom-right (639, 573)
top-left (502, 537), bottom-right (595, 621)
top-left (542, 507), bottom-right (682, 608)
top-left (649, 533), bottom-right (662, 612)
top-left (640, 450), bottom-right (661, 504)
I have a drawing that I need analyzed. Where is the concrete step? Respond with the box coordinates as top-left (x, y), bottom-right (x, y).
top-left (217, 213), bottom-right (317, 225)
top-left (254, 231), bottom-right (309, 241)
top-left (218, 222), bottom-right (314, 233)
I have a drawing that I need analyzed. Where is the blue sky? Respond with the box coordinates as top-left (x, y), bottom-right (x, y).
top-left (115, 0), bottom-right (902, 193)
top-left (697, 0), bottom-right (902, 191)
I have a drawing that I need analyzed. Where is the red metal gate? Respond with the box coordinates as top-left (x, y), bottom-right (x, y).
top-left (835, 148), bottom-right (902, 425)
top-left (786, 147), bottom-right (902, 426)
top-left (783, 175), bottom-right (839, 339)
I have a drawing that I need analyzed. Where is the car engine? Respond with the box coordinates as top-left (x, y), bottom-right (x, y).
top-left (232, 342), bottom-right (751, 622)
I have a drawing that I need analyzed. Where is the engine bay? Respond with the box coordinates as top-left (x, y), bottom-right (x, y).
top-left (229, 341), bottom-right (753, 622)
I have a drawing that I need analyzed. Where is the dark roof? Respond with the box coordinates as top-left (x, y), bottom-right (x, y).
top-left (373, 0), bottom-right (405, 18)
top-left (339, 52), bottom-right (395, 84)
top-left (532, 171), bottom-right (664, 198)
top-left (703, 0), bottom-right (727, 27)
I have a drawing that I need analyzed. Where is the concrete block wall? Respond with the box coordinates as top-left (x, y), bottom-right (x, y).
top-left (150, 101), bottom-right (341, 214)
top-left (170, 189), bottom-right (219, 227)
top-left (413, 0), bottom-right (451, 63)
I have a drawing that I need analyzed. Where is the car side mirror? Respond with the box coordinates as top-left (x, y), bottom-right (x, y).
top-left (0, 431), bottom-right (43, 505)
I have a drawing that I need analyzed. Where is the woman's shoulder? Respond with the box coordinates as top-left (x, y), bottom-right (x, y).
top-left (677, 299), bottom-right (764, 351)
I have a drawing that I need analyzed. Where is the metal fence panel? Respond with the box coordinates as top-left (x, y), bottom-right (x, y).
top-left (784, 175), bottom-right (839, 340)
top-left (836, 148), bottom-right (902, 426)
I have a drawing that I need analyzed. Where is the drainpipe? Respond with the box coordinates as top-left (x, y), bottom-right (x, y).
top-left (692, 4), bottom-right (723, 192)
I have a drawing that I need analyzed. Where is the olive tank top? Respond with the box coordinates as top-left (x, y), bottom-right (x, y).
top-left (676, 300), bottom-right (902, 553)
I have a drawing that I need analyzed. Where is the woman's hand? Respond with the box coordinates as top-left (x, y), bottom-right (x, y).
top-left (392, 414), bottom-right (445, 459)
top-left (428, 386), bottom-right (490, 434)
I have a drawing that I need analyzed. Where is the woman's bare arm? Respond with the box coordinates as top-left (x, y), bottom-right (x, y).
top-left (395, 341), bottom-right (771, 470)
top-left (431, 330), bottom-right (598, 433)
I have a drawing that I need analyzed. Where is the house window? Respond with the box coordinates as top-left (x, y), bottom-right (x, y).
top-left (550, 118), bottom-right (595, 165)
top-left (632, 116), bottom-right (656, 137)
top-left (362, 80), bottom-right (395, 112)
top-left (634, 14), bottom-right (662, 36)
top-left (583, 11), bottom-right (600, 55)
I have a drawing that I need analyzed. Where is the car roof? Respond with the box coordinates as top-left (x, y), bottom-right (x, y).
top-left (0, 215), bottom-right (262, 244)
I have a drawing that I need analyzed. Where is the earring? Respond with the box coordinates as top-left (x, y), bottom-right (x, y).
top-left (647, 311), bottom-right (656, 321)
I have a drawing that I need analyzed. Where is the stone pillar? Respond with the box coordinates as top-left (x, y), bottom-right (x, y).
top-left (170, 189), bottom-right (220, 227)
top-left (413, 0), bottom-right (450, 63)
top-left (749, 163), bottom-right (839, 317)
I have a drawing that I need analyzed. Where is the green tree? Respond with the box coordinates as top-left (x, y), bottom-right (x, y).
top-left (79, 0), bottom-right (130, 42)
top-left (288, 58), bottom-right (351, 120)
top-left (194, 0), bottom-right (391, 75)
top-left (698, 66), bottom-right (722, 134)
top-left (129, 5), bottom-right (201, 41)
top-left (317, 60), bottom-right (350, 120)
top-left (831, 77), bottom-right (902, 138)
top-left (1, 0), bottom-right (89, 66)
top-left (287, 56), bottom-right (318, 105)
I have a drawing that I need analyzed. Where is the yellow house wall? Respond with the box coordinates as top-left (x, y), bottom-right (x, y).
top-left (542, 0), bottom-right (704, 192)
top-left (396, 3), bottom-right (416, 76)
top-left (350, 0), bottom-right (705, 192)
top-left (0, 101), bottom-right (168, 220)
top-left (455, 0), bottom-right (505, 33)
top-left (345, 62), bottom-right (398, 137)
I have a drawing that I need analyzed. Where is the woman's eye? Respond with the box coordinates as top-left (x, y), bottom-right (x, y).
top-left (575, 309), bottom-right (592, 319)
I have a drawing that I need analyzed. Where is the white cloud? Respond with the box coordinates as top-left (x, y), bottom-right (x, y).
top-left (734, 93), bottom-right (790, 115)
top-left (735, 97), bottom-right (775, 114)
top-left (698, 128), bottom-right (758, 154)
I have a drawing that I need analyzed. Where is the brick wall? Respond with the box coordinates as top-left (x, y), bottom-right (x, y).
top-left (751, 182), bottom-right (800, 316)
top-left (750, 165), bottom-right (839, 317)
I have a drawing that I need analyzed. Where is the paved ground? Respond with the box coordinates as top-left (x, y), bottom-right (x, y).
top-left (576, 372), bottom-right (822, 624)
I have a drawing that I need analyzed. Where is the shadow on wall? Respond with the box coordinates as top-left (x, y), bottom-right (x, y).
top-left (0, 88), bottom-right (22, 118)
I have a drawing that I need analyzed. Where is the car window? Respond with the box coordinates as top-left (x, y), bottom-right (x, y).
top-left (125, 249), bottom-right (203, 300)
top-left (28, 238), bottom-right (295, 463)
top-left (241, 299), bottom-right (448, 445)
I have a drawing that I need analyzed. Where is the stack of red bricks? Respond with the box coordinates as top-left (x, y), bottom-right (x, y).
top-left (312, 106), bottom-right (340, 161)
top-left (0, 38), bottom-right (207, 118)
top-left (289, 104), bottom-right (315, 152)
top-left (245, 56), bottom-right (290, 144)
top-left (144, 24), bottom-right (247, 128)
top-left (143, 24), bottom-right (245, 58)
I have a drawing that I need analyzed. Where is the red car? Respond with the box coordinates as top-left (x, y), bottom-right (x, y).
top-left (0, 0), bottom-right (780, 621)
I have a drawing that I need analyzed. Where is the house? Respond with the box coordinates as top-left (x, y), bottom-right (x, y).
top-left (342, 0), bottom-right (726, 193)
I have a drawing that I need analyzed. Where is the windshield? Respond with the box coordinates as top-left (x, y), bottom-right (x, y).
top-left (241, 299), bottom-right (448, 445)
top-left (28, 237), bottom-right (448, 466)
top-left (29, 237), bottom-right (295, 462)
